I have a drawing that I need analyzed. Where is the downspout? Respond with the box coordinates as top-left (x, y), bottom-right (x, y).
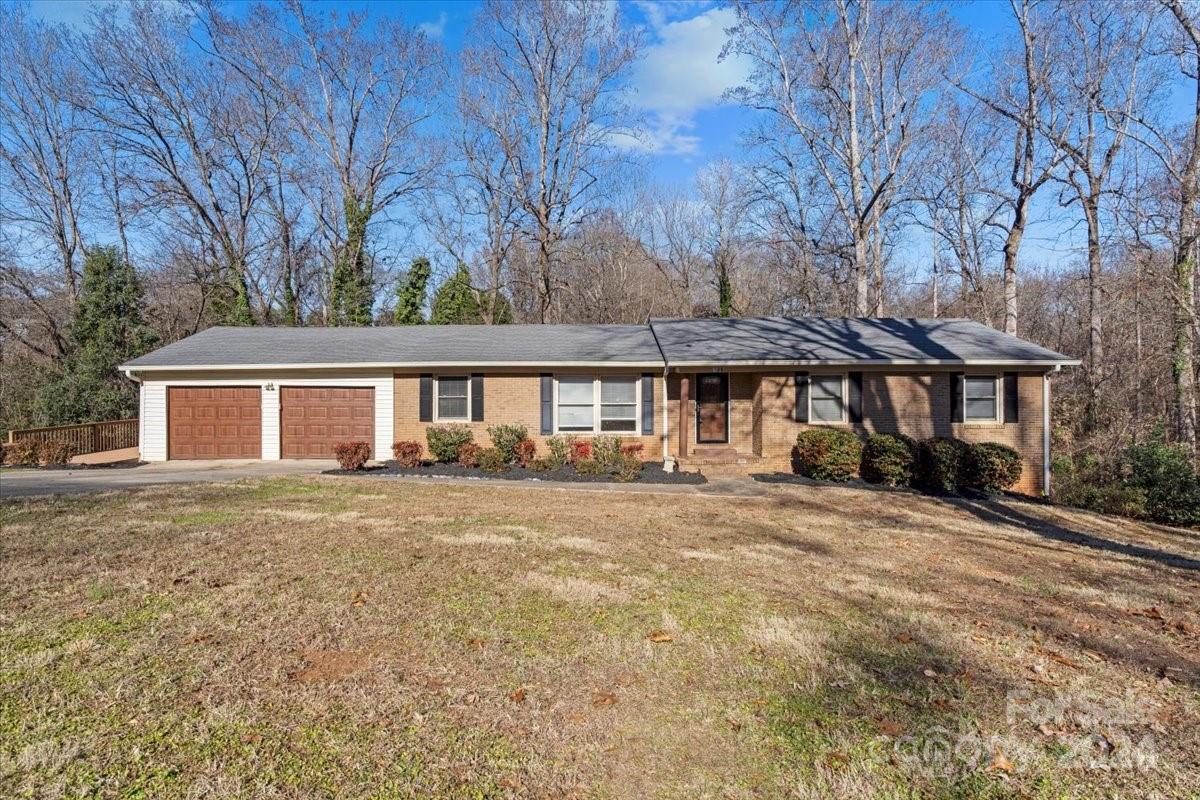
top-left (121, 368), bottom-right (144, 463)
top-left (662, 367), bottom-right (673, 471)
top-left (1043, 367), bottom-right (1057, 498)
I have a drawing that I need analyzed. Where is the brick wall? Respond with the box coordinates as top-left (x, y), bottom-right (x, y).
top-left (393, 369), bottom-right (664, 460)
top-left (670, 369), bottom-right (1049, 494)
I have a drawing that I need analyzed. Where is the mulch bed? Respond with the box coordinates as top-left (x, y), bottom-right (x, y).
top-left (3, 459), bottom-right (146, 471)
top-left (324, 461), bottom-right (707, 485)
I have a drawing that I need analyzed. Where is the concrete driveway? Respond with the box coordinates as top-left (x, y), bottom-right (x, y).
top-left (0, 460), bottom-right (337, 498)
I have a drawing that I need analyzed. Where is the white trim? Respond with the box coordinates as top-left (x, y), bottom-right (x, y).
top-left (552, 374), bottom-right (641, 436)
top-left (138, 373), bottom-right (394, 462)
top-left (1043, 371), bottom-right (1052, 496)
top-left (664, 358), bottom-right (1081, 368)
top-left (808, 372), bottom-right (849, 424)
top-left (963, 374), bottom-right (1001, 424)
top-left (123, 360), bottom-right (664, 373)
top-left (432, 375), bottom-right (471, 422)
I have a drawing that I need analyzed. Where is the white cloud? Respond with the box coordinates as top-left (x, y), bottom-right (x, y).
top-left (623, 6), bottom-right (750, 156)
top-left (418, 11), bottom-right (448, 39)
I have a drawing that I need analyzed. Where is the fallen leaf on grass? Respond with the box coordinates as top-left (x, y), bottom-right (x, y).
top-left (509, 687), bottom-right (526, 704)
top-left (1130, 606), bottom-right (1165, 620)
top-left (592, 691), bottom-right (617, 707)
top-left (876, 719), bottom-right (905, 737)
top-left (351, 591), bottom-right (368, 607)
top-left (646, 629), bottom-right (673, 643)
top-left (466, 637), bottom-right (487, 650)
top-left (70, 610), bottom-right (90, 620)
top-left (183, 632), bottom-right (213, 645)
top-left (988, 751), bottom-right (1015, 774)
top-left (824, 750), bottom-right (849, 770)
top-left (241, 733), bottom-right (263, 744)
top-left (922, 668), bottom-right (939, 678)
top-left (896, 632), bottom-right (913, 644)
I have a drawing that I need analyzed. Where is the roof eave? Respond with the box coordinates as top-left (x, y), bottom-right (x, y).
top-left (663, 358), bottom-right (1081, 368)
top-left (120, 360), bottom-right (667, 373)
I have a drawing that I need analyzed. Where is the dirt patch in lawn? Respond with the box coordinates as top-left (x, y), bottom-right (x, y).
top-left (2, 476), bottom-right (1198, 799)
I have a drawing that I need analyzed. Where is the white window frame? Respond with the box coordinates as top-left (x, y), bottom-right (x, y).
top-left (433, 375), bottom-right (471, 422)
top-left (808, 372), bottom-right (848, 424)
top-left (963, 374), bottom-right (1001, 423)
top-left (553, 375), bottom-right (642, 435)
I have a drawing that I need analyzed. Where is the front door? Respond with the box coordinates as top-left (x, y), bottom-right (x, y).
top-left (695, 373), bottom-right (728, 444)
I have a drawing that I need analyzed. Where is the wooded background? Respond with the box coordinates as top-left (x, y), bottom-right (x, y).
top-left (1, 0), bottom-right (1197, 502)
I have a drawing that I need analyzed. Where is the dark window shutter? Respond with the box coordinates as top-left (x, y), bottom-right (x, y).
top-left (950, 372), bottom-right (964, 423)
top-left (471, 374), bottom-right (484, 422)
top-left (848, 372), bottom-right (863, 423)
top-left (1003, 372), bottom-right (1019, 423)
top-left (540, 374), bottom-right (553, 435)
top-left (641, 373), bottom-right (655, 435)
top-left (794, 372), bottom-right (810, 422)
top-left (419, 374), bottom-right (433, 422)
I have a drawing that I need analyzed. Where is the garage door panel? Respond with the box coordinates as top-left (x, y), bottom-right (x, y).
top-left (280, 386), bottom-right (375, 459)
top-left (168, 386), bottom-right (261, 460)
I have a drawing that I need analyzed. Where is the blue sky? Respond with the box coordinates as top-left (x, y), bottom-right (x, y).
top-left (27, 0), bottom-right (1193, 273)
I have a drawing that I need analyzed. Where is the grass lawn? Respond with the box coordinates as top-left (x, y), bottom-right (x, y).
top-left (2, 477), bottom-right (1197, 799)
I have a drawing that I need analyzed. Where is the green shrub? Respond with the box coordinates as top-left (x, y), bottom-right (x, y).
top-left (916, 437), bottom-right (969, 493)
top-left (1059, 481), bottom-right (1149, 519)
top-left (3, 439), bottom-right (40, 466)
top-left (860, 434), bottom-right (916, 486)
top-left (391, 440), bottom-right (422, 468)
top-left (333, 441), bottom-right (371, 471)
top-left (546, 435), bottom-right (573, 467)
top-left (477, 447), bottom-right (510, 473)
top-left (591, 435), bottom-right (623, 470)
top-left (487, 423), bottom-right (528, 463)
top-left (964, 442), bottom-right (1023, 493)
top-left (574, 458), bottom-right (605, 476)
top-left (527, 457), bottom-right (554, 472)
top-left (1124, 441), bottom-right (1200, 527)
top-left (456, 442), bottom-right (481, 468)
top-left (794, 428), bottom-right (862, 482)
top-left (427, 424), bottom-right (473, 462)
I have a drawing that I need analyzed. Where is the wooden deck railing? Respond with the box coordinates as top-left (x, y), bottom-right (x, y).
top-left (7, 418), bottom-right (138, 455)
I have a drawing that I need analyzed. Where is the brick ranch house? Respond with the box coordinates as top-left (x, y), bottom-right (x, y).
top-left (120, 316), bottom-right (1079, 495)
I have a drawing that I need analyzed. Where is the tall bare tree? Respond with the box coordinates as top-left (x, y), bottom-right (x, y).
top-left (696, 159), bottom-right (751, 317)
top-left (728, 0), bottom-right (958, 315)
top-left (460, 0), bottom-right (640, 322)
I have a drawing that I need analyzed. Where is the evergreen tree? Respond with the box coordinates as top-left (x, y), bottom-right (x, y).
top-left (394, 256), bottom-right (431, 325)
top-left (430, 262), bottom-right (484, 324)
top-left (35, 247), bottom-right (159, 424)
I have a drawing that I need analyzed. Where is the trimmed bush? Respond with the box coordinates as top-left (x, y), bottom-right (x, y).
top-left (3, 440), bottom-right (40, 466)
top-left (333, 441), bottom-right (371, 471)
top-left (916, 437), bottom-right (970, 493)
top-left (391, 440), bottom-right (423, 468)
top-left (620, 441), bottom-right (644, 457)
top-left (36, 440), bottom-right (76, 466)
top-left (477, 447), bottom-right (510, 473)
top-left (427, 424), bottom-right (473, 462)
top-left (860, 434), bottom-right (916, 486)
top-left (456, 442), bottom-right (481, 468)
top-left (794, 428), bottom-right (862, 482)
top-left (614, 453), bottom-right (643, 482)
top-left (591, 435), bottom-right (623, 470)
top-left (487, 423), bottom-right (528, 463)
top-left (964, 442), bottom-right (1023, 493)
top-left (527, 457), bottom-right (554, 472)
top-left (513, 438), bottom-right (537, 467)
top-left (569, 439), bottom-right (592, 463)
top-left (574, 457), bottom-right (604, 475)
top-left (546, 435), bottom-right (573, 467)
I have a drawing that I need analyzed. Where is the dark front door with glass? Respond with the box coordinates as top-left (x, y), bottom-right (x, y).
top-left (695, 373), bottom-right (728, 443)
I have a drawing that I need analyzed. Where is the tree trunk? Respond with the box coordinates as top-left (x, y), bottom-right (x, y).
top-left (1171, 41), bottom-right (1200, 455)
top-left (1083, 194), bottom-right (1104, 427)
top-left (1002, 194), bottom-right (1029, 336)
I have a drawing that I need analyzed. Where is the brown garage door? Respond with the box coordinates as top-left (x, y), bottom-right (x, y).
top-left (280, 386), bottom-right (375, 459)
top-left (168, 386), bottom-right (262, 459)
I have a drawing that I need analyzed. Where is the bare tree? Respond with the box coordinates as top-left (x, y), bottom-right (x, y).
top-left (460, 0), bottom-right (640, 322)
top-left (696, 159), bottom-right (752, 317)
top-left (1045, 0), bottom-right (1158, 424)
top-left (728, 0), bottom-right (958, 315)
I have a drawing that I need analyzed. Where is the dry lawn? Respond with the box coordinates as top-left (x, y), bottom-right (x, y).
top-left (1, 477), bottom-right (1198, 799)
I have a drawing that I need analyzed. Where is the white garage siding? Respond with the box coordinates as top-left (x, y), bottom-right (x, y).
top-left (136, 370), bottom-right (394, 462)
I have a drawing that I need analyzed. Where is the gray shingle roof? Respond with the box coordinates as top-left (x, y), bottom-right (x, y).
top-left (121, 324), bottom-right (665, 368)
top-left (121, 317), bottom-right (1078, 370)
top-left (650, 317), bottom-right (1077, 365)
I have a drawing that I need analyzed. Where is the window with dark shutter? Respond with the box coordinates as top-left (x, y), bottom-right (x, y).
top-left (848, 372), bottom-right (863, 423)
top-left (950, 372), bottom-right (965, 423)
top-left (1003, 373), bottom-right (1019, 423)
top-left (419, 374), bottom-right (432, 422)
top-left (471, 374), bottom-right (484, 422)
top-left (539, 374), bottom-right (553, 435)
top-left (794, 372), bottom-right (810, 422)
top-left (641, 374), bottom-right (654, 435)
